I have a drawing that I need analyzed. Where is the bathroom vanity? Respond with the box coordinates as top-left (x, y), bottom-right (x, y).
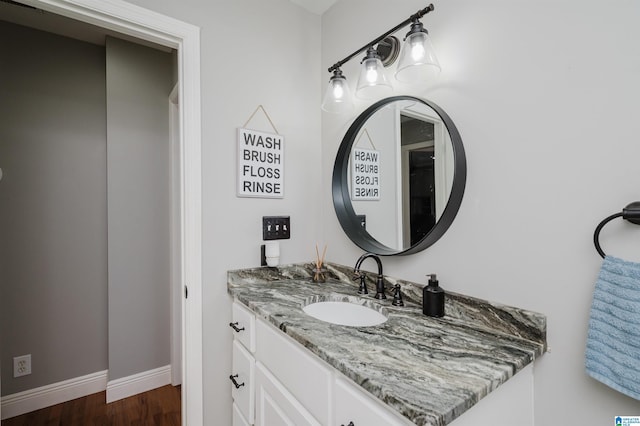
top-left (227, 263), bottom-right (546, 426)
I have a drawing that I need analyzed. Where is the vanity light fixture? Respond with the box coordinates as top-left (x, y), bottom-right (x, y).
top-left (322, 3), bottom-right (437, 113)
top-left (355, 47), bottom-right (393, 99)
top-left (322, 68), bottom-right (354, 113)
top-left (395, 16), bottom-right (440, 82)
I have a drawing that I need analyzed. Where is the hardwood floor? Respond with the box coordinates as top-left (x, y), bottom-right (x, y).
top-left (2, 385), bottom-right (181, 426)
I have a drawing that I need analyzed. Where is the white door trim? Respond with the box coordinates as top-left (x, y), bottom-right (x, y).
top-left (169, 83), bottom-right (182, 387)
top-left (20, 1), bottom-right (204, 424)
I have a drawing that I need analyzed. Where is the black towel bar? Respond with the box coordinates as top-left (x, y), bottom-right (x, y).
top-left (593, 201), bottom-right (640, 258)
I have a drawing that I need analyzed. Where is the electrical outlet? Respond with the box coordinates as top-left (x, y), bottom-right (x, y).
top-left (262, 216), bottom-right (290, 240)
top-left (14, 354), bottom-right (31, 378)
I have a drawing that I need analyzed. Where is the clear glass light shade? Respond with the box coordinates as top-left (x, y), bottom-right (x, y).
top-left (356, 55), bottom-right (393, 99)
top-left (395, 30), bottom-right (441, 83)
top-left (321, 71), bottom-right (354, 113)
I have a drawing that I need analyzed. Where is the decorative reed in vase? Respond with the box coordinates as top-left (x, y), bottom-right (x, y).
top-left (313, 244), bottom-right (327, 283)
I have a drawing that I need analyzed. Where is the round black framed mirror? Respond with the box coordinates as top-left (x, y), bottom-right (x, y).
top-left (332, 96), bottom-right (466, 255)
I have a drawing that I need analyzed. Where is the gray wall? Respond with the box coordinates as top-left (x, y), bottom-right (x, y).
top-left (105, 36), bottom-right (172, 381)
top-left (0, 21), bottom-right (108, 395)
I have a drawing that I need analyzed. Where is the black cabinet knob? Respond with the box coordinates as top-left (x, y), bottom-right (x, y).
top-left (229, 322), bottom-right (245, 332)
top-left (229, 374), bottom-right (245, 389)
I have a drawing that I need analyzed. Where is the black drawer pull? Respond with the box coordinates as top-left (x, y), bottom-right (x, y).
top-left (229, 322), bottom-right (245, 332)
top-left (229, 374), bottom-right (245, 389)
top-left (341, 422), bottom-right (354, 426)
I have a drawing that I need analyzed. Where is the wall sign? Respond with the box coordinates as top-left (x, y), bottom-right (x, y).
top-left (351, 147), bottom-right (380, 200)
top-left (237, 128), bottom-right (284, 198)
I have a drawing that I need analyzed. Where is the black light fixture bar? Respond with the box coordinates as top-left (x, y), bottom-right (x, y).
top-left (327, 3), bottom-right (435, 73)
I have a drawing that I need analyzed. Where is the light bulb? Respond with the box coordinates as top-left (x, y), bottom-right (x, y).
top-left (365, 64), bottom-right (378, 84)
top-left (332, 79), bottom-right (345, 99)
top-left (356, 47), bottom-right (393, 99)
top-left (322, 68), bottom-right (354, 113)
top-left (411, 40), bottom-right (425, 61)
top-left (395, 22), bottom-right (440, 84)
top-left (333, 83), bottom-right (344, 99)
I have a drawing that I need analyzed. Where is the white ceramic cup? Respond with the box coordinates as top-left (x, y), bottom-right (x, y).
top-left (265, 241), bottom-right (280, 257)
top-left (265, 241), bottom-right (280, 266)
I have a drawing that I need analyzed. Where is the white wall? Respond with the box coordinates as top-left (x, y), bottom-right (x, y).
top-left (322, 0), bottom-right (640, 424)
top-left (122, 0), bottom-right (322, 424)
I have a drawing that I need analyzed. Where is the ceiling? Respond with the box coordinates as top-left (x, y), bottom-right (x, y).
top-left (289, 0), bottom-right (337, 15)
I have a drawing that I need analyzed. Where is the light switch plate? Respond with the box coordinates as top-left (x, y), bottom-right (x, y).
top-left (262, 216), bottom-right (290, 240)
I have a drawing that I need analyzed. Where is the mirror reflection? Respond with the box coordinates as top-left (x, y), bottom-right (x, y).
top-left (346, 100), bottom-right (454, 251)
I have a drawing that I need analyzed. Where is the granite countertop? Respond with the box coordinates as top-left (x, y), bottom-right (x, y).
top-left (227, 263), bottom-right (546, 426)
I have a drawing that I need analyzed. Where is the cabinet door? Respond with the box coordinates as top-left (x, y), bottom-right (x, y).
top-left (232, 340), bottom-right (255, 423)
top-left (334, 377), bottom-right (413, 426)
top-left (256, 319), bottom-right (331, 424)
top-left (233, 402), bottom-right (251, 426)
top-left (254, 362), bottom-right (321, 426)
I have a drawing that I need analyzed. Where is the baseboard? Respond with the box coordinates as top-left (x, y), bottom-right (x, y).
top-left (1, 365), bottom-right (173, 419)
top-left (1, 370), bottom-right (108, 420)
top-left (106, 365), bottom-right (171, 403)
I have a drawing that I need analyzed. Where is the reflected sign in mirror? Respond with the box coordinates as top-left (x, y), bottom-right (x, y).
top-left (332, 96), bottom-right (466, 255)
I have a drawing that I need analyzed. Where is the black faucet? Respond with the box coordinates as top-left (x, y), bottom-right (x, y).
top-left (353, 253), bottom-right (386, 299)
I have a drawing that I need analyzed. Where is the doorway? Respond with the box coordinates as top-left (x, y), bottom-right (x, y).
top-left (1, 1), bottom-right (202, 424)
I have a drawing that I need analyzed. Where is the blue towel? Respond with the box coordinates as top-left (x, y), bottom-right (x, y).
top-left (585, 255), bottom-right (640, 400)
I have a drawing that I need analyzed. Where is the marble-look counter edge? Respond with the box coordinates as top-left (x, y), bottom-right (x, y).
top-left (227, 263), bottom-right (547, 426)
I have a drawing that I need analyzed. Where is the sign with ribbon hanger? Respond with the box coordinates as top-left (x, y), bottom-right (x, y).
top-left (351, 128), bottom-right (380, 201)
top-left (237, 105), bottom-right (284, 198)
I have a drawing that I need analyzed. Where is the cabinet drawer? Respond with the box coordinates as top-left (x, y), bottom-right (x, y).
top-left (256, 319), bottom-right (331, 425)
top-left (232, 340), bottom-right (255, 424)
top-left (231, 301), bottom-right (256, 352)
top-left (334, 377), bottom-right (412, 426)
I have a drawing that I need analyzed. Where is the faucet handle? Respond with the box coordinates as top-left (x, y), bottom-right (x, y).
top-left (356, 274), bottom-right (368, 295)
top-left (392, 284), bottom-right (404, 307)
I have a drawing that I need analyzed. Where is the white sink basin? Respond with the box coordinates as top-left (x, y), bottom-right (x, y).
top-left (302, 300), bottom-right (388, 327)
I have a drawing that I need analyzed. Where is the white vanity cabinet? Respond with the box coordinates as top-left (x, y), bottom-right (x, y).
top-left (254, 362), bottom-right (322, 426)
top-left (255, 318), bottom-right (332, 425)
top-left (230, 300), bottom-right (534, 426)
top-left (231, 300), bottom-right (329, 426)
top-left (230, 302), bottom-right (256, 426)
top-left (334, 376), bottom-right (414, 426)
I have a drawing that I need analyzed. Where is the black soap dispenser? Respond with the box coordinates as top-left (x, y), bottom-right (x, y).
top-left (423, 274), bottom-right (445, 318)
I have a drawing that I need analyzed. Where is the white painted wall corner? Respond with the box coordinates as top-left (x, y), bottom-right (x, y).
top-left (106, 365), bottom-right (172, 403)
